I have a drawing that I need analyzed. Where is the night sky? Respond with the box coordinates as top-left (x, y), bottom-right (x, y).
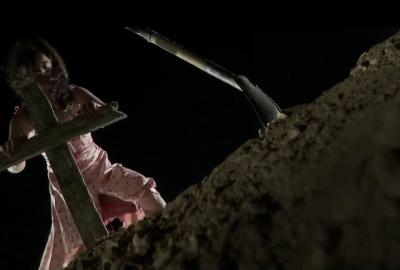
top-left (0, 27), bottom-right (398, 269)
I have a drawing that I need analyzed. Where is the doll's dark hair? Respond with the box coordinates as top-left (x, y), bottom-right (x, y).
top-left (5, 37), bottom-right (73, 110)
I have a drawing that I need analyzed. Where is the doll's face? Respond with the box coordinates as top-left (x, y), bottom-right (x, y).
top-left (32, 53), bottom-right (53, 87)
top-left (32, 53), bottom-right (52, 77)
top-left (14, 53), bottom-right (53, 89)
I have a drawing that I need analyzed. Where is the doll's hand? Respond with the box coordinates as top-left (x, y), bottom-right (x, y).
top-left (0, 141), bottom-right (13, 159)
top-left (0, 141), bottom-right (26, 173)
top-left (81, 101), bottom-right (106, 118)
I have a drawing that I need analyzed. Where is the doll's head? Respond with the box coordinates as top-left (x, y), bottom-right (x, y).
top-left (5, 38), bottom-right (73, 110)
top-left (6, 38), bottom-right (69, 91)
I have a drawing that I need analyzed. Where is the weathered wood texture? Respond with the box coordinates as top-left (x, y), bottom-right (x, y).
top-left (5, 84), bottom-right (127, 248)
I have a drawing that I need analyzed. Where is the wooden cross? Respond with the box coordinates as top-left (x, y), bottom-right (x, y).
top-left (0, 84), bottom-right (127, 248)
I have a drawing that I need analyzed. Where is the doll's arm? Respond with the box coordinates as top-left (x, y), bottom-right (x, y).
top-left (73, 86), bottom-right (107, 106)
top-left (71, 86), bottom-right (110, 117)
top-left (1, 114), bottom-right (32, 174)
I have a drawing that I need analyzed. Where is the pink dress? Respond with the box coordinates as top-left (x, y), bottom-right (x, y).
top-left (38, 133), bottom-right (166, 270)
